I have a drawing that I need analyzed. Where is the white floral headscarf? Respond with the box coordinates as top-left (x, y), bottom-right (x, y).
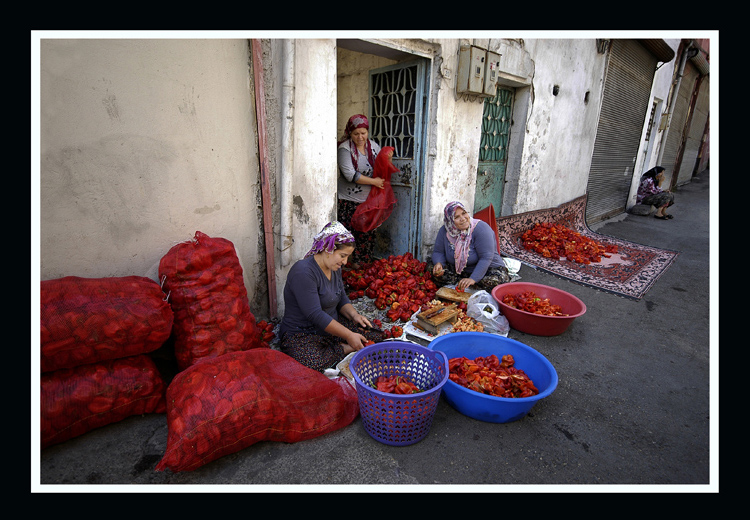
top-left (304, 221), bottom-right (356, 258)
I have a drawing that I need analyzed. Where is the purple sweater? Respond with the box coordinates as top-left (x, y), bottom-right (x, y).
top-left (431, 220), bottom-right (503, 281)
top-left (279, 255), bottom-right (351, 337)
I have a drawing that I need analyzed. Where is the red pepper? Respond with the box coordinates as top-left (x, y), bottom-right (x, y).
top-left (372, 375), bottom-right (422, 394)
top-left (448, 354), bottom-right (538, 398)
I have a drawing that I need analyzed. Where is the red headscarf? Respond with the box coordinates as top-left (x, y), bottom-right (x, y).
top-left (339, 114), bottom-right (376, 172)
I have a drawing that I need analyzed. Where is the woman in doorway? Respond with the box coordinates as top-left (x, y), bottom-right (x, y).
top-left (337, 114), bottom-right (385, 265)
top-left (279, 221), bottom-right (384, 372)
top-left (637, 166), bottom-right (675, 219)
top-left (429, 201), bottom-right (510, 292)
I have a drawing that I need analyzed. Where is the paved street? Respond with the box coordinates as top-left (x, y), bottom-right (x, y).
top-left (35, 169), bottom-right (715, 492)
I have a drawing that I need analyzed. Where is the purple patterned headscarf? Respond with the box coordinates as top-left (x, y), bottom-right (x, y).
top-left (304, 221), bottom-right (356, 258)
top-left (443, 201), bottom-right (479, 275)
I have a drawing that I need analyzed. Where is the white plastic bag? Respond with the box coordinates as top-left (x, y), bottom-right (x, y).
top-left (466, 290), bottom-right (509, 335)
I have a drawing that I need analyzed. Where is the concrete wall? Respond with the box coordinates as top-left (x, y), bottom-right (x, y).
top-left (510, 38), bottom-right (607, 213)
top-left (336, 48), bottom-right (396, 139)
top-left (38, 39), bottom-right (269, 314)
top-left (420, 38), bottom-right (606, 251)
top-left (259, 39), bottom-right (339, 316)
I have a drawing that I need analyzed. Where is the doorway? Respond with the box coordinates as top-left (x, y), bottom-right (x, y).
top-left (336, 41), bottom-right (430, 259)
top-left (474, 86), bottom-right (514, 215)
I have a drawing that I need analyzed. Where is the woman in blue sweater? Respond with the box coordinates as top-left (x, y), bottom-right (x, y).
top-left (279, 221), bottom-right (384, 372)
top-left (430, 201), bottom-right (510, 292)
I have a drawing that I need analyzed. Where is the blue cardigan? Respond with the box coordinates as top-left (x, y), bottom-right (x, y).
top-left (431, 220), bottom-right (503, 281)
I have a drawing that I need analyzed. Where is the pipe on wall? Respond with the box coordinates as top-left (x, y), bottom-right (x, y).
top-left (280, 39), bottom-right (295, 270)
top-left (251, 39), bottom-right (278, 318)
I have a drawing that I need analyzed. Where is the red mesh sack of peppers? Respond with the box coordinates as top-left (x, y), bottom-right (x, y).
top-left (159, 231), bottom-right (265, 370)
top-left (156, 348), bottom-right (359, 472)
top-left (39, 276), bottom-right (174, 373)
top-left (40, 354), bottom-right (167, 449)
top-left (350, 146), bottom-right (399, 233)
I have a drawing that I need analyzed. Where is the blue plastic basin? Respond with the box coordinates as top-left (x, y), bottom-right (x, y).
top-left (429, 332), bottom-right (558, 423)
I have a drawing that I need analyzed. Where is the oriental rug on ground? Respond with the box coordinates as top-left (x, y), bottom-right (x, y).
top-left (495, 194), bottom-right (679, 300)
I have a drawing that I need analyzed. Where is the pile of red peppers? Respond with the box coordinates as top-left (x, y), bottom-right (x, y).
top-left (372, 375), bottom-right (422, 394)
top-left (521, 222), bottom-right (617, 264)
top-left (448, 354), bottom-right (539, 398)
top-left (343, 253), bottom-right (438, 322)
top-left (501, 291), bottom-right (568, 316)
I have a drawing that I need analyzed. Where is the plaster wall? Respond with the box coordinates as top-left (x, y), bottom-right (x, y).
top-left (38, 39), bottom-right (268, 313)
top-left (336, 48), bottom-right (396, 138)
top-left (511, 38), bottom-right (608, 214)
top-left (420, 39), bottom-right (485, 259)
top-left (264, 39), bottom-right (339, 315)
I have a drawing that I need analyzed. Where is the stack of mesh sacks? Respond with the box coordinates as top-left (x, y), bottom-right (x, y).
top-left (155, 231), bottom-right (359, 472)
top-left (39, 276), bottom-right (174, 449)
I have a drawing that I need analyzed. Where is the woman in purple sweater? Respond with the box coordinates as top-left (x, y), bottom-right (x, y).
top-left (637, 166), bottom-right (675, 219)
top-left (430, 201), bottom-right (510, 292)
top-left (279, 221), bottom-right (384, 372)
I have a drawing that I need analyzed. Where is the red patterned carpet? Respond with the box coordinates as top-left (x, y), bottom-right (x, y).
top-left (495, 195), bottom-right (680, 300)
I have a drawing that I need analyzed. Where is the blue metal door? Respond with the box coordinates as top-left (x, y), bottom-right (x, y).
top-left (368, 59), bottom-right (428, 259)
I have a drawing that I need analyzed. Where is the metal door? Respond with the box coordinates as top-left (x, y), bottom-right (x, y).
top-left (368, 59), bottom-right (428, 258)
top-left (474, 87), bottom-right (513, 214)
top-left (586, 40), bottom-right (657, 222)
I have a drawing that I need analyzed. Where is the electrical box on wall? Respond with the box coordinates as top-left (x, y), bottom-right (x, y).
top-left (484, 52), bottom-right (502, 96)
top-left (456, 45), bottom-right (502, 98)
top-left (457, 45), bottom-right (486, 96)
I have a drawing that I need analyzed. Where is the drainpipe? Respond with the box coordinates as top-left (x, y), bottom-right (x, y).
top-left (251, 39), bottom-right (278, 318)
top-left (656, 39), bottom-right (694, 168)
top-left (280, 39), bottom-right (295, 269)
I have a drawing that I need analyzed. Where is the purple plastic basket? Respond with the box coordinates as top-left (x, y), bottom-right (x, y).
top-left (349, 341), bottom-right (449, 446)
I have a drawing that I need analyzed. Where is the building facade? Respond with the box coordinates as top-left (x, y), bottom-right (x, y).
top-left (36, 35), bottom-right (712, 318)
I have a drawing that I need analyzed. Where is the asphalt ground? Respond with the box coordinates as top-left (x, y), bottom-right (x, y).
top-left (34, 169), bottom-right (716, 492)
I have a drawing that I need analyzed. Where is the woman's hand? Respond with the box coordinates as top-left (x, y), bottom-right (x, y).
top-left (456, 277), bottom-right (475, 291)
top-left (343, 330), bottom-right (369, 354)
top-left (351, 312), bottom-right (372, 329)
top-left (372, 177), bottom-right (385, 189)
top-left (433, 263), bottom-right (444, 277)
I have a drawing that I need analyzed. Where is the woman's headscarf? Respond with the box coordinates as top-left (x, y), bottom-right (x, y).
top-left (338, 114), bottom-right (376, 172)
top-left (443, 201), bottom-right (480, 275)
top-left (304, 221), bottom-right (356, 258)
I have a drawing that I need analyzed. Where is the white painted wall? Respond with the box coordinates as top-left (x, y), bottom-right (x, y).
top-left (420, 38), bottom-right (606, 254)
top-left (38, 39), bottom-right (268, 313)
top-left (421, 39), bottom-right (485, 258)
top-left (267, 39), bottom-right (339, 316)
top-left (511, 38), bottom-right (607, 213)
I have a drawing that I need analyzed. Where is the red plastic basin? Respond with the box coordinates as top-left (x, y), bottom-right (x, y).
top-left (491, 282), bottom-right (586, 336)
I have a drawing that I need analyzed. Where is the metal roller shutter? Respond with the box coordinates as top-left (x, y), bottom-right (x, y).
top-left (675, 71), bottom-right (709, 185)
top-left (586, 40), bottom-right (657, 223)
top-left (661, 61), bottom-right (699, 188)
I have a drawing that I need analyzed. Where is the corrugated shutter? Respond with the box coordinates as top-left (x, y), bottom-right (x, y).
top-left (661, 61), bottom-right (699, 188)
top-left (586, 40), bottom-right (657, 223)
top-left (675, 71), bottom-right (709, 185)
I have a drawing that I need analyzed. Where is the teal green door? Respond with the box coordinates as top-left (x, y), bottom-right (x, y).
top-left (474, 87), bottom-right (513, 214)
